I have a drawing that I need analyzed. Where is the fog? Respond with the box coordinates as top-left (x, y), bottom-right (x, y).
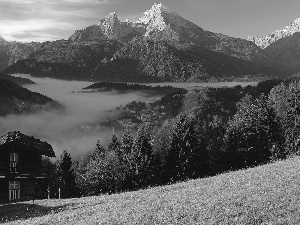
top-left (0, 74), bottom-right (157, 158)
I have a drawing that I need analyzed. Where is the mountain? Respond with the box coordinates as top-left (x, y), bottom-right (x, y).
top-left (0, 36), bottom-right (41, 72)
top-left (3, 40), bottom-right (123, 80)
top-left (0, 79), bottom-right (61, 116)
top-left (69, 12), bottom-right (146, 43)
top-left (90, 39), bottom-right (287, 82)
top-left (2, 3), bottom-right (292, 82)
top-left (70, 3), bottom-right (267, 62)
top-left (247, 18), bottom-right (300, 49)
top-left (0, 36), bottom-right (10, 71)
top-left (248, 18), bottom-right (300, 73)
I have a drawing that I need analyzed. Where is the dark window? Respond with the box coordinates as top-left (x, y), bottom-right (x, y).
top-left (10, 153), bottom-right (19, 173)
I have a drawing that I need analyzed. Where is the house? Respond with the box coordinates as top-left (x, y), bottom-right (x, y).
top-left (0, 131), bottom-right (55, 203)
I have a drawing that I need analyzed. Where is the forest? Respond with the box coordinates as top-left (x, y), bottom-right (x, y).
top-left (44, 78), bottom-right (300, 198)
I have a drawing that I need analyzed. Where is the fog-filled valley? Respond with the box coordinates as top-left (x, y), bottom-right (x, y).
top-left (0, 74), bottom-right (161, 158)
top-left (0, 74), bottom-right (259, 158)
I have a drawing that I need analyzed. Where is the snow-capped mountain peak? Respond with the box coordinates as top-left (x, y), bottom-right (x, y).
top-left (248, 18), bottom-right (300, 49)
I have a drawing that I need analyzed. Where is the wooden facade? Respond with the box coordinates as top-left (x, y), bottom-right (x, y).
top-left (0, 131), bottom-right (55, 203)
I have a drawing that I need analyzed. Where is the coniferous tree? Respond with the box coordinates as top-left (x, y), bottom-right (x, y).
top-left (108, 130), bottom-right (121, 153)
top-left (119, 128), bottom-right (133, 163)
top-left (128, 124), bottom-right (154, 188)
top-left (92, 140), bottom-right (106, 159)
top-left (164, 114), bottom-right (207, 182)
top-left (225, 94), bottom-right (285, 170)
top-left (152, 120), bottom-right (173, 184)
top-left (269, 81), bottom-right (300, 155)
top-left (57, 150), bottom-right (78, 198)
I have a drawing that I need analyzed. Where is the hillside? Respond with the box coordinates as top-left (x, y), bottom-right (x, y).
top-left (3, 40), bottom-right (123, 81)
top-left (264, 33), bottom-right (300, 73)
top-left (0, 73), bottom-right (35, 86)
top-left (90, 39), bottom-right (288, 82)
top-left (0, 79), bottom-right (61, 116)
top-left (2, 156), bottom-right (300, 224)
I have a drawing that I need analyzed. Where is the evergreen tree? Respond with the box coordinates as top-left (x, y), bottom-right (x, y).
top-left (225, 94), bottom-right (285, 170)
top-left (92, 140), bottom-right (106, 159)
top-left (164, 114), bottom-right (206, 182)
top-left (152, 120), bottom-right (173, 184)
top-left (119, 128), bottom-right (133, 163)
top-left (108, 130), bottom-right (121, 153)
top-left (128, 125), bottom-right (154, 188)
top-left (269, 81), bottom-right (300, 155)
top-left (57, 150), bottom-right (78, 198)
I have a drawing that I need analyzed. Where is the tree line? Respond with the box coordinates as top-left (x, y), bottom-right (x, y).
top-left (47, 78), bottom-right (300, 198)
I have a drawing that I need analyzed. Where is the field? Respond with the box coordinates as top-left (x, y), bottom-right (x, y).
top-left (2, 157), bottom-right (300, 224)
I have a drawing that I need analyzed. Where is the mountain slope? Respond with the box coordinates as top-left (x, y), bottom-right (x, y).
top-left (91, 39), bottom-right (288, 82)
top-left (0, 79), bottom-right (60, 116)
top-left (3, 156), bottom-right (300, 224)
top-left (70, 3), bottom-right (268, 62)
top-left (3, 3), bottom-right (293, 82)
top-left (247, 18), bottom-right (300, 73)
top-left (0, 73), bottom-right (35, 85)
top-left (0, 36), bottom-right (41, 72)
top-left (3, 40), bottom-right (123, 80)
top-left (264, 32), bottom-right (300, 72)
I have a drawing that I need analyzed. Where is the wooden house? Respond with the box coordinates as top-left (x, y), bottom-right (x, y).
top-left (0, 131), bottom-right (55, 203)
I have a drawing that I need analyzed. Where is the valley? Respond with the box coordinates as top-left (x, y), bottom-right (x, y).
top-left (0, 74), bottom-right (257, 157)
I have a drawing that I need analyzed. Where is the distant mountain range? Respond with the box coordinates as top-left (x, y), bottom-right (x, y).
top-left (2, 3), bottom-right (300, 82)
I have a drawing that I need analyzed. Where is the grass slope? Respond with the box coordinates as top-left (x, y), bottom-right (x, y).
top-left (2, 157), bottom-right (300, 224)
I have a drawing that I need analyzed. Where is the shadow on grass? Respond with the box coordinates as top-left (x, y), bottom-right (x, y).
top-left (0, 202), bottom-right (66, 223)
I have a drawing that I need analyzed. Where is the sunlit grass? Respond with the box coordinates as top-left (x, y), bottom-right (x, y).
top-left (2, 156), bottom-right (300, 224)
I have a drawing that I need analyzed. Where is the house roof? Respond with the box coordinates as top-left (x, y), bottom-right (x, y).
top-left (0, 131), bottom-right (55, 157)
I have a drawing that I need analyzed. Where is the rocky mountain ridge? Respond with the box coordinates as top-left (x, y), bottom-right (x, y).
top-left (1, 3), bottom-right (296, 82)
top-left (0, 36), bottom-right (41, 71)
top-left (69, 3), bottom-right (266, 63)
top-left (247, 18), bottom-right (300, 49)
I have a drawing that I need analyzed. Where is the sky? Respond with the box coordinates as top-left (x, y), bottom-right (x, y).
top-left (1, 0), bottom-right (300, 43)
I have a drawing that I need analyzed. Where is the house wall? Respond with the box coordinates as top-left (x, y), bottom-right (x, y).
top-left (20, 179), bottom-right (36, 201)
top-left (0, 180), bottom-right (8, 203)
top-left (0, 145), bottom-right (42, 175)
top-left (0, 150), bottom-right (8, 175)
top-left (0, 144), bottom-right (48, 203)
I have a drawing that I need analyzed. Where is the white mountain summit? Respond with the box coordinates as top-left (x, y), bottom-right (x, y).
top-left (68, 3), bottom-right (267, 62)
top-left (247, 18), bottom-right (300, 49)
top-left (69, 3), bottom-right (203, 43)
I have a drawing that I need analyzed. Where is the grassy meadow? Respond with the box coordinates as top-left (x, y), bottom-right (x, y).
top-left (2, 156), bottom-right (300, 224)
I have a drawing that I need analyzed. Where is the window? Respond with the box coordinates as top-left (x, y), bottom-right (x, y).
top-left (10, 153), bottom-right (19, 173)
top-left (9, 181), bottom-right (20, 201)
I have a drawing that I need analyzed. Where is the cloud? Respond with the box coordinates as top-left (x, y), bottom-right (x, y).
top-left (63, 0), bottom-right (113, 4)
top-left (0, 75), bottom-right (154, 158)
top-left (0, 19), bottom-right (74, 42)
top-left (0, 0), bottom-right (114, 42)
